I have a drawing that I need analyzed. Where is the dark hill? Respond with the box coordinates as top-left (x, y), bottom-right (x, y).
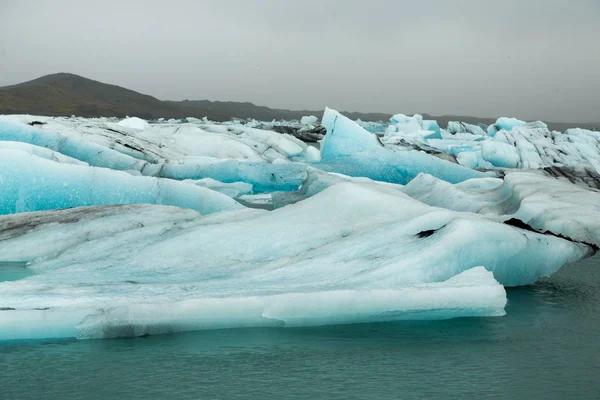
top-left (0, 73), bottom-right (598, 130)
top-left (0, 73), bottom-right (185, 119)
top-left (0, 73), bottom-right (389, 122)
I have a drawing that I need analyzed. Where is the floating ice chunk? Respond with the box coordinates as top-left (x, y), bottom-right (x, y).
top-left (0, 150), bottom-right (243, 215)
top-left (421, 120), bottom-right (442, 138)
top-left (386, 114), bottom-right (442, 140)
top-left (320, 108), bottom-right (486, 184)
top-left (0, 183), bottom-right (589, 345)
top-left (496, 117), bottom-right (527, 131)
top-left (463, 123), bottom-right (487, 136)
top-left (448, 122), bottom-right (486, 136)
top-left (118, 117), bottom-right (150, 131)
top-left (146, 159), bottom-right (308, 193)
top-left (0, 116), bottom-right (320, 168)
top-left (272, 167), bottom-right (404, 208)
top-left (0, 120), bottom-right (147, 170)
top-left (321, 107), bottom-right (383, 159)
top-left (0, 141), bottom-right (88, 165)
top-left (456, 151), bottom-right (494, 170)
top-left (447, 121), bottom-right (465, 134)
top-left (2, 174), bottom-right (594, 340)
top-left (390, 114), bottom-right (423, 134)
top-left (0, 266), bottom-right (506, 340)
top-left (417, 120), bottom-right (600, 173)
top-left (401, 171), bottom-right (600, 246)
top-left (481, 141), bottom-right (521, 168)
top-left (487, 117), bottom-right (526, 136)
top-left (300, 115), bottom-right (319, 125)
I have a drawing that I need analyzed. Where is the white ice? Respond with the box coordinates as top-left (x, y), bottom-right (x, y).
top-left (118, 116), bottom-right (150, 131)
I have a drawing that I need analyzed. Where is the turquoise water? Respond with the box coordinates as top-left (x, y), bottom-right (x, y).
top-left (1, 255), bottom-right (599, 399)
top-left (0, 262), bottom-right (32, 282)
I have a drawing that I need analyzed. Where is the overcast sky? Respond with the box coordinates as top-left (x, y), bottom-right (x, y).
top-left (1, 0), bottom-right (599, 121)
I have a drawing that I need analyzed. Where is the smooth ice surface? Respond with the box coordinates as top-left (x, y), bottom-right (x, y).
top-left (320, 108), bottom-right (485, 184)
top-left (0, 150), bottom-right (243, 215)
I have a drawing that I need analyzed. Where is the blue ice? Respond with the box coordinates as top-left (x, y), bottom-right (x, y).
top-left (320, 108), bottom-right (485, 185)
top-left (0, 120), bottom-right (146, 170)
top-left (0, 150), bottom-right (243, 215)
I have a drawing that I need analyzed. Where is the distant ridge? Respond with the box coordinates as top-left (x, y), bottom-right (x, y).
top-left (0, 73), bottom-right (597, 131)
top-left (0, 73), bottom-right (389, 122)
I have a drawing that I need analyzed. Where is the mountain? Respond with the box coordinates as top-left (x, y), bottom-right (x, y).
top-left (0, 73), bottom-right (185, 119)
top-left (0, 73), bottom-right (389, 122)
top-left (0, 73), bottom-right (598, 130)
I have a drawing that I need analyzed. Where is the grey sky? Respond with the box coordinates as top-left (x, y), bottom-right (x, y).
top-left (1, 0), bottom-right (599, 122)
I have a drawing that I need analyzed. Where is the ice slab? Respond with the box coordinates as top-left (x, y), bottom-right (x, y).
top-left (0, 266), bottom-right (506, 341)
top-left (0, 150), bottom-right (243, 215)
top-left (146, 159), bottom-right (308, 193)
top-left (320, 108), bottom-right (485, 184)
top-left (0, 115), bottom-right (319, 167)
top-left (0, 119), bottom-right (147, 170)
top-left (0, 178), bottom-right (592, 340)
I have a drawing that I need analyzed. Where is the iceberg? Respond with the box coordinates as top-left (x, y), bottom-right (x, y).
top-left (401, 171), bottom-right (600, 247)
top-left (300, 115), bottom-right (318, 125)
top-left (0, 119), bottom-right (147, 170)
top-left (481, 141), bottom-right (521, 168)
top-left (0, 150), bottom-right (243, 215)
top-left (418, 120), bottom-right (600, 173)
top-left (319, 108), bottom-right (486, 184)
top-left (274, 167), bottom-right (600, 248)
top-left (447, 121), bottom-right (465, 134)
top-left (118, 116), bottom-right (150, 131)
top-left (487, 117), bottom-right (527, 137)
top-left (0, 115), bottom-right (320, 167)
top-left (2, 182), bottom-right (584, 286)
top-left (0, 265), bottom-right (506, 340)
top-left (0, 179), bottom-right (592, 341)
top-left (390, 114), bottom-right (423, 134)
top-left (448, 121), bottom-right (486, 136)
